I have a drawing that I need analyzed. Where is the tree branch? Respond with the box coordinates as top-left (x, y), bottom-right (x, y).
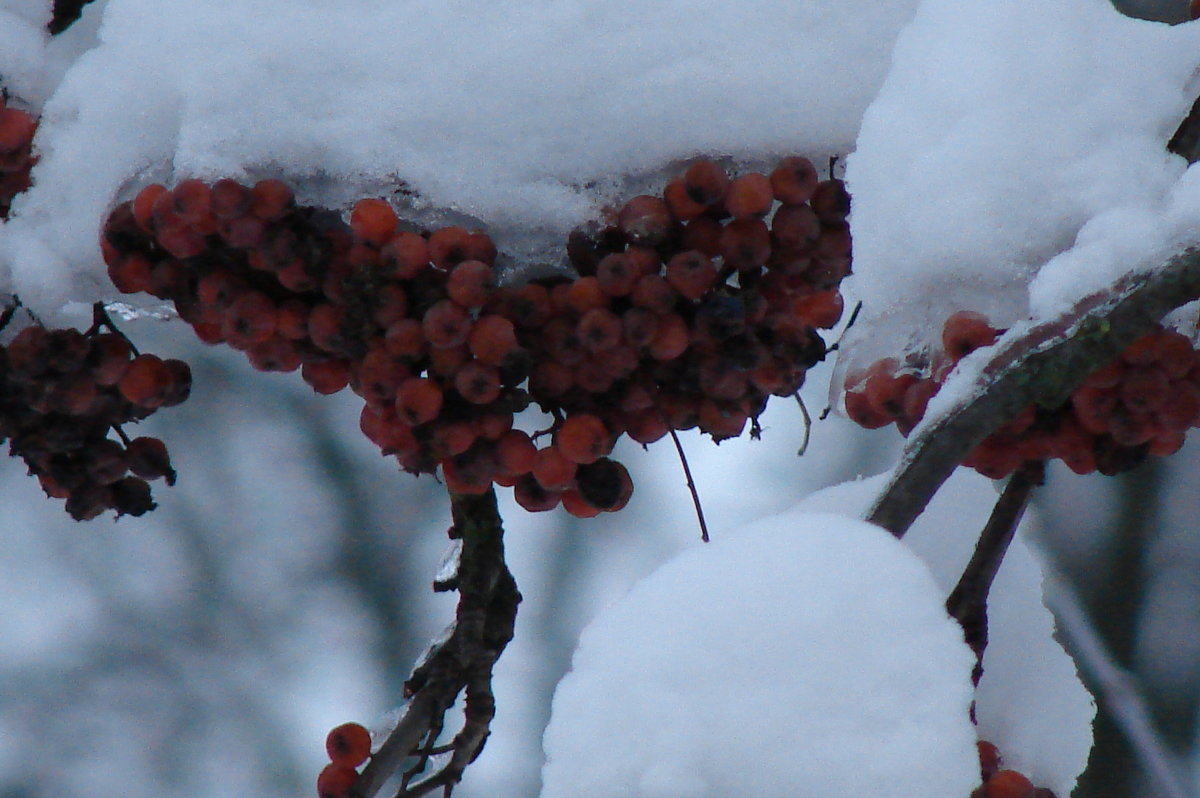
top-left (865, 244), bottom-right (1200, 538)
top-left (945, 461), bottom-right (1043, 687)
top-left (349, 488), bottom-right (521, 798)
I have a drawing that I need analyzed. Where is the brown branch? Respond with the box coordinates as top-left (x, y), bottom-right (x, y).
top-left (668, 428), bottom-right (710, 543)
top-left (945, 461), bottom-right (1043, 687)
top-left (349, 488), bottom-right (521, 798)
top-left (865, 244), bottom-right (1200, 538)
top-left (1168, 92), bottom-right (1200, 165)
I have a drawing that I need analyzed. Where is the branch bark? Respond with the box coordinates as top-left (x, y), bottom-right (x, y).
top-left (349, 488), bottom-right (521, 798)
top-left (945, 461), bottom-right (1042, 687)
top-left (865, 244), bottom-right (1200, 538)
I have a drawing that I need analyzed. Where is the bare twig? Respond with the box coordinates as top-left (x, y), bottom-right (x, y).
top-left (866, 244), bottom-right (1200, 538)
top-left (668, 429), bottom-right (710, 543)
top-left (1041, 567), bottom-right (1191, 798)
top-left (945, 461), bottom-right (1043, 686)
top-left (349, 488), bottom-right (520, 798)
top-left (793, 392), bottom-right (812, 456)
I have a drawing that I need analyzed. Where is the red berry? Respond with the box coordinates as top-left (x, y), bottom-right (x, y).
top-left (118, 354), bottom-right (173, 408)
top-left (556, 414), bottom-right (612, 464)
top-left (984, 770), bottom-right (1035, 798)
top-left (724, 173), bottom-right (774, 219)
top-left (316, 763), bottom-right (359, 798)
top-left (977, 740), bottom-right (1002, 782)
top-left (682, 160), bottom-right (729, 206)
top-left (617, 195), bottom-right (674, 246)
top-left (428, 226), bottom-right (472, 270)
top-left (350, 198), bottom-right (397, 246)
top-left (769, 156), bottom-right (818, 205)
top-left (250, 179), bottom-right (294, 221)
top-left (325, 722), bottom-right (372, 768)
top-left (662, 178), bottom-right (706, 221)
top-left (942, 311), bottom-right (998, 361)
top-left (468, 315), bottom-right (519, 365)
top-left (665, 251), bottom-right (718, 300)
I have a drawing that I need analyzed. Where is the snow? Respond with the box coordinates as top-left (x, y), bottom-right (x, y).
top-left (539, 511), bottom-right (979, 798)
top-left (841, 0), bottom-right (1200, 374)
top-left (0, 0), bottom-right (920, 313)
top-left (796, 469), bottom-right (1095, 797)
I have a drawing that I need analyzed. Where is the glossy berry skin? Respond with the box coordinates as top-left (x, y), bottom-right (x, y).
top-left (325, 721), bottom-right (372, 768)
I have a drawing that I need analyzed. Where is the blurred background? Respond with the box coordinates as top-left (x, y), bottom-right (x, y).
top-left (0, 311), bottom-right (1196, 798)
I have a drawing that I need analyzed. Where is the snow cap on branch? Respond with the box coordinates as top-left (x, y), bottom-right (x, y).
top-left (843, 0), bottom-right (1200, 375)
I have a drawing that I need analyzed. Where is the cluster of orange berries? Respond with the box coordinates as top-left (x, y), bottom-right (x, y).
top-left (101, 156), bottom-right (849, 515)
top-left (972, 741), bottom-right (1056, 798)
top-left (0, 93), bottom-right (37, 218)
top-left (844, 311), bottom-right (1200, 477)
top-left (317, 722), bottom-right (371, 798)
top-left (0, 316), bottom-right (185, 519)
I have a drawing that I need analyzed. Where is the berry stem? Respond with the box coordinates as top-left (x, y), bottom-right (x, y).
top-left (793, 392), bottom-right (812, 456)
top-left (668, 428), bottom-right (710, 543)
top-left (944, 460), bottom-right (1043, 687)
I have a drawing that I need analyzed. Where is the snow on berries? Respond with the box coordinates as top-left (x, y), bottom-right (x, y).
top-left (843, 309), bottom-right (1200, 478)
top-left (0, 306), bottom-right (184, 520)
top-left (102, 156), bottom-right (851, 516)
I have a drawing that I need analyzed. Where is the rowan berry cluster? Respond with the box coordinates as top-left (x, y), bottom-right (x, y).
top-left (101, 156), bottom-right (849, 515)
top-left (971, 740), bottom-right (1056, 798)
top-left (0, 94), bottom-right (37, 218)
top-left (0, 310), bottom-right (184, 519)
top-left (844, 310), bottom-right (1200, 477)
top-left (318, 722), bottom-right (371, 798)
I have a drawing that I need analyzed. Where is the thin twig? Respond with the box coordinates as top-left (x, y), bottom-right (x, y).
top-left (793, 392), bottom-right (812, 456)
top-left (668, 428), bottom-right (710, 542)
top-left (945, 461), bottom-right (1043, 686)
top-left (1040, 566), bottom-right (1191, 798)
top-left (866, 244), bottom-right (1200, 538)
top-left (825, 300), bottom-right (862, 354)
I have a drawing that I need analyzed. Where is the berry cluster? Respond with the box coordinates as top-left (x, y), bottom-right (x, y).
top-left (0, 93), bottom-right (37, 218)
top-left (971, 741), bottom-right (1056, 798)
top-left (318, 722), bottom-right (371, 798)
top-left (0, 309), bottom-right (185, 519)
top-left (844, 311), bottom-right (1200, 477)
top-left (101, 157), bottom-right (849, 515)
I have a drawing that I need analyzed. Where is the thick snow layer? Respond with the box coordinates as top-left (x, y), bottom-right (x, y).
top-left (540, 511), bottom-right (979, 798)
top-left (842, 0), bottom-right (1200, 371)
top-left (0, 2), bottom-right (49, 101)
top-left (0, 0), bottom-right (920, 312)
top-left (797, 469), bottom-right (1096, 797)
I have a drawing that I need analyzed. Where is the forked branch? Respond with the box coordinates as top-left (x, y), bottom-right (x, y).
top-left (349, 488), bottom-right (521, 798)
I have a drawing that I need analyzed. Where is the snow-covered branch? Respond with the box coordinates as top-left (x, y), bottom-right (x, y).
top-left (865, 243), bottom-right (1200, 538)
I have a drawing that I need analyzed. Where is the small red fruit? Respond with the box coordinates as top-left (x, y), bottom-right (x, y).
top-left (985, 769), bottom-right (1035, 798)
top-left (316, 763), bottom-right (359, 798)
top-left (325, 721), bottom-right (372, 768)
